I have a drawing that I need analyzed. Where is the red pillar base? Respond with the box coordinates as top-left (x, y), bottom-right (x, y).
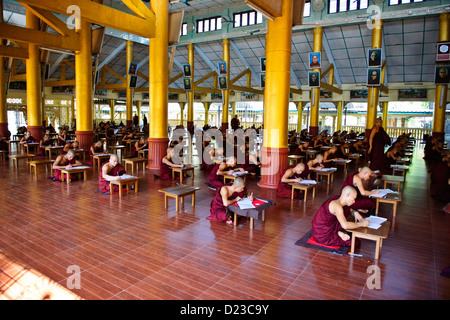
top-left (147, 137), bottom-right (170, 170)
top-left (257, 146), bottom-right (289, 189)
top-left (27, 126), bottom-right (44, 142)
top-left (0, 122), bottom-right (8, 138)
top-left (309, 126), bottom-right (319, 137)
top-left (75, 131), bottom-right (94, 151)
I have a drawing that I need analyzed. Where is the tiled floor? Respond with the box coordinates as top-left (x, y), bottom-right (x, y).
top-left (0, 144), bottom-right (449, 300)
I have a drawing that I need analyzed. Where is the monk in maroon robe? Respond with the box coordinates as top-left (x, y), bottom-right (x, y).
top-left (430, 156), bottom-right (450, 202)
top-left (312, 186), bottom-right (369, 247)
top-left (88, 141), bottom-right (105, 165)
top-left (207, 177), bottom-right (250, 223)
top-left (367, 118), bottom-right (391, 172)
top-left (38, 134), bottom-right (53, 157)
top-left (323, 146), bottom-right (344, 168)
top-left (98, 154), bottom-right (127, 193)
top-left (52, 150), bottom-right (82, 181)
top-left (340, 167), bottom-right (379, 212)
top-left (277, 163), bottom-right (306, 199)
top-left (156, 147), bottom-right (183, 180)
top-left (19, 131), bottom-right (35, 145)
top-left (208, 157), bottom-right (244, 189)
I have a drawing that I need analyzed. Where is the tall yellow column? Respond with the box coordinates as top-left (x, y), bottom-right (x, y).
top-left (382, 101), bottom-right (388, 128)
top-left (296, 101), bottom-right (303, 132)
top-left (148, 0), bottom-right (169, 169)
top-left (126, 40), bottom-right (133, 127)
top-left (180, 102), bottom-right (185, 126)
top-left (336, 101), bottom-right (343, 132)
top-left (222, 38), bottom-right (230, 131)
top-left (26, 10), bottom-right (43, 140)
top-left (75, 17), bottom-right (94, 150)
top-left (259, 0), bottom-right (293, 189)
top-left (136, 100), bottom-right (141, 126)
top-left (366, 20), bottom-right (383, 136)
top-left (110, 99), bottom-right (115, 122)
top-left (204, 102), bottom-right (209, 127)
top-left (186, 43), bottom-right (195, 134)
top-left (309, 26), bottom-right (322, 137)
top-left (0, 1), bottom-right (7, 137)
top-left (433, 12), bottom-right (449, 139)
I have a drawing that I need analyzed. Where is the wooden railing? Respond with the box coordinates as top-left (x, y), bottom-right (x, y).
top-left (342, 126), bottom-right (432, 140)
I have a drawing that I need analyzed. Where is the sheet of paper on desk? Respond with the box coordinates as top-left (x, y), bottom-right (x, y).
top-left (391, 165), bottom-right (408, 169)
top-left (70, 166), bottom-right (90, 170)
top-left (232, 171), bottom-right (248, 177)
top-left (237, 197), bottom-right (255, 209)
top-left (120, 174), bottom-right (137, 179)
top-left (299, 180), bottom-right (317, 185)
top-left (369, 189), bottom-right (396, 198)
top-left (96, 154), bottom-right (110, 157)
top-left (317, 168), bottom-right (336, 172)
top-left (364, 215), bottom-right (387, 229)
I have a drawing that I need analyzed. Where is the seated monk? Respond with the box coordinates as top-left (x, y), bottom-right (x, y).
top-left (323, 146), bottom-right (344, 168)
top-left (340, 166), bottom-right (379, 213)
top-left (52, 150), bottom-right (82, 181)
top-left (277, 163), bottom-right (306, 199)
top-left (19, 131), bottom-right (35, 145)
top-left (38, 134), bottom-right (53, 157)
top-left (312, 186), bottom-right (369, 247)
top-left (88, 141), bottom-right (105, 164)
top-left (98, 154), bottom-right (127, 193)
top-left (241, 151), bottom-right (261, 176)
top-left (155, 147), bottom-right (183, 180)
top-left (207, 177), bottom-right (252, 224)
top-left (304, 154), bottom-right (325, 179)
top-left (131, 137), bottom-right (148, 158)
top-left (208, 156), bottom-right (244, 189)
top-left (430, 155), bottom-right (450, 202)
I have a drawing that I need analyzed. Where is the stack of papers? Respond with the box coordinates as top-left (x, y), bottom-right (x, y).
top-left (298, 179), bottom-right (317, 185)
top-left (316, 167), bottom-right (337, 172)
top-left (119, 174), bottom-right (137, 180)
top-left (364, 216), bottom-right (387, 229)
top-left (67, 166), bottom-right (90, 170)
top-left (369, 189), bottom-right (396, 198)
top-left (231, 171), bottom-right (248, 177)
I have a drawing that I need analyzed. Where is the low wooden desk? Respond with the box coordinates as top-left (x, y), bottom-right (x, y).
top-left (108, 145), bottom-right (125, 161)
top-left (11, 154), bottom-right (35, 169)
top-left (0, 150), bottom-right (7, 162)
top-left (109, 175), bottom-right (141, 197)
top-left (29, 160), bottom-right (54, 178)
top-left (223, 172), bottom-right (250, 184)
top-left (382, 174), bottom-right (405, 192)
top-left (315, 168), bottom-right (337, 185)
top-left (158, 185), bottom-right (201, 212)
top-left (45, 146), bottom-right (64, 159)
top-left (124, 157), bottom-right (147, 175)
top-left (306, 150), bottom-right (318, 160)
top-left (8, 140), bottom-right (20, 154)
top-left (60, 166), bottom-right (89, 184)
top-left (93, 154), bottom-right (111, 171)
top-left (74, 149), bottom-right (89, 162)
top-left (391, 165), bottom-right (409, 177)
top-left (375, 193), bottom-right (402, 217)
top-left (171, 165), bottom-right (196, 184)
top-left (138, 149), bottom-right (148, 158)
top-left (334, 159), bottom-right (352, 173)
top-left (288, 155), bottom-right (304, 165)
top-left (25, 142), bottom-right (40, 154)
top-left (349, 221), bottom-right (391, 260)
top-left (348, 153), bottom-right (361, 164)
top-left (288, 182), bottom-right (316, 201)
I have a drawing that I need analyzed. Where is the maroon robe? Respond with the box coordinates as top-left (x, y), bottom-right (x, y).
top-left (241, 154), bottom-right (260, 176)
top-left (208, 163), bottom-right (226, 189)
top-left (131, 142), bottom-right (147, 158)
top-left (430, 161), bottom-right (450, 202)
top-left (38, 140), bottom-right (53, 157)
top-left (340, 172), bottom-right (375, 211)
top-left (88, 145), bottom-right (105, 164)
top-left (277, 165), bottom-right (304, 199)
top-left (367, 127), bottom-right (390, 172)
top-left (53, 158), bottom-right (76, 181)
top-left (312, 195), bottom-right (357, 247)
top-left (98, 163), bottom-right (126, 192)
top-left (207, 183), bottom-right (247, 222)
top-left (159, 156), bottom-right (174, 180)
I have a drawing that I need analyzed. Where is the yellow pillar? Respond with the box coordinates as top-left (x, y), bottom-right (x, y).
top-left (336, 101), bottom-right (343, 132)
top-left (366, 20), bottom-right (383, 136)
top-left (136, 100), bottom-right (141, 126)
top-left (433, 12), bottom-right (449, 139)
top-left (309, 26), bottom-right (322, 137)
top-left (296, 101), bottom-right (303, 132)
top-left (259, 0), bottom-right (293, 189)
top-left (186, 43), bottom-right (195, 134)
top-left (382, 101), bottom-right (388, 128)
top-left (148, 0), bottom-right (169, 169)
top-left (222, 38), bottom-right (230, 130)
top-left (232, 101), bottom-right (236, 118)
top-left (75, 17), bottom-right (94, 149)
top-left (126, 40), bottom-right (133, 127)
top-left (110, 99), bottom-right (115, 122)
top-left (180, 102), bottom-right (185, 126)
top-left (204, 102), bottom-right (209, 127)
top-left (26, 10), bottom-right (43, 140)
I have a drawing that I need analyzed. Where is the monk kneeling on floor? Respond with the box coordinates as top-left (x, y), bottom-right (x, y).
top-left (311, 186), bottom-right (369, 248)
top-left (207, 177), bottom-right (252, 224)
top-left (52, 150), bottom-right (82, 181)
top-left (98, 154), bottom-right (126, 193)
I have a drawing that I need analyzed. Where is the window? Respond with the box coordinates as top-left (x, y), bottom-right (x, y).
top-left (196, 16), bottom-right (222, 34)
top-left (303, 0), bottom-right (311, 17)
top-left (389, 0), bottom-right (435, 5)
top-left (233, 10), bottom-right (263, 28)
top-left (180, 23), bottom-right (187, 36)
top-left (328, 0), bottom-right (369, 14)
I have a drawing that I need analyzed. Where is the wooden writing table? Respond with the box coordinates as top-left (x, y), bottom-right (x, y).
top-left (93, 154), bottom-right (111, 171)
top-left (11, 154), bottom-right (35, 169)
top-left (288, 182), bottom-right (316, 201)
top-left (158, 185), bottom-right (201, 212)
top-left (223, 172), bottom-right (250, 184)
top-left (60, 166), bottom-right (90, 184)
top-left (109, 175), bottom-right (141, 197)
top-left (8, 140), bottom-right (20, 154)
top-left (288, 155), bottom-right (304, 165)
top-left (74, 149), bottom-right (88, 162)
top-left (349, 221), bottom-right (391, 260)
top-left (25, 142), bottom-right (40, 154)
top-left (171, 165), bottom-right (196, 184)
top-left (382, 174), bottom-right (405, 192)
top-left (124, 157), bottom-right (147, 175)
top-left (0, 150), bottom-right (7, 162)
top-left (138, 149), bottom-right (148, 158)
top-left (391, 165), bottom-right (409, 177)
top-left (315, 168), bottom-right (337, 185)
top-left (334, 159), bottom-right (352, 173)
top-left (108, 145), bottom-right (125, 161)
top-left (45, 146), bottom-right (64, 159)
top-left (375, 192), bottom-right (402, 217)
top-left (29, 160), bottom-right (54, 178)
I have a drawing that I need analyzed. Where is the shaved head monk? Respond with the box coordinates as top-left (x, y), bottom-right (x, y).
top-left (312, 186), bottom-right (370, 247)
top-left (52, 150), bottom-right (82, 181)
top-left (207, 177), bottom-right (252, 224)
top-left (98, 154), bottom-right (126, 193)
top-left (341, 166), bottom-right (379, 213)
